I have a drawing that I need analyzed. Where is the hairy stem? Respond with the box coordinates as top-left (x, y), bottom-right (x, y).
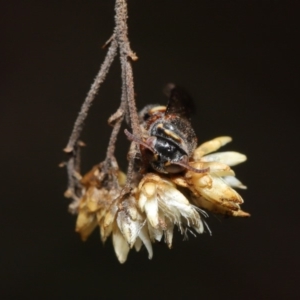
top-left (64, 141), bottom-right (84, 214)
top-left (64, 38), bottom-right (118, 153)
top-left (64, 0), bottom-right (141, 206)
top-left (114, 0), bottom-right (141, 139)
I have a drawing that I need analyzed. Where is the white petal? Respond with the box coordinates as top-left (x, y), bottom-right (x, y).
top-left (164, 220), bottom-right (174, 248)
top-left (162, 186), bottom-right (189, 205)
top-left (193, 136), bottom-right (232, 159)
top-left (139, 181), bottom-right (157, 213)
top-left (138, 224), bottom-right (153, 259)
top-left (134, 238), bottom-right (143, 252)
top-left (143, 182), bottom-right (157, 197)
top-left (207, 163), bottom-right (235, 177)
top-left (138, 193), bottom-right (148, 212)
top-left (158, 184), bottom-right (204, 233)
top-left (144, 196), bottom-right (159, 228)
top-left (112, 227), bottom-right (130, 264)
top-left (148, 222), bottom-right (163, 242)
top-left (223, 176), bottom-right (247, 189)
top-left (201, 151), bottom-right (247, 166)
top-left (117, 211), bottom-right (142, 248)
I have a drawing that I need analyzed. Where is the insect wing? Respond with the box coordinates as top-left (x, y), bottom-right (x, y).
top-left (164, 84), bottom-right (196, 120)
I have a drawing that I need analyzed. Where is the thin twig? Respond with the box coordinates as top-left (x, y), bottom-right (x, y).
top-left (64, 0), bottom-right (142, 206)
top-left (104, 0), bottom-right (142, 194)
top-left (64, 38), bottom-right (118, 153)
top-left (64, 142), bottom-right (83, 214)
top-left (102, 34), bottom-right (115, 49)
top-left (105, 112), bottom-right (124, 162)
top-left (114, 0), bottom-right (141, 139)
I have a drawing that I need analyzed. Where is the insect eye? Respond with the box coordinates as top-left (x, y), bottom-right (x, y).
top-left (143, 113), bottom-right (150, 121)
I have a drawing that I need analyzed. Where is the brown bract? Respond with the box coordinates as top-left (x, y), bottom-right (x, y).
top-left (172, 136), bottom-right (250, 217)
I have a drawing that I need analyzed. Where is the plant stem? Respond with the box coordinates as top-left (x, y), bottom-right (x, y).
top-left (64, 38), bottom-right (118, 153)
top-left (114, 0), bottom-right (141, 139)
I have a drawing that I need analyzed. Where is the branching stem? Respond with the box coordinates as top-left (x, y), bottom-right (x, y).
top-left (64, 38), bottom-right (118, 153)
top-left (114, 0), bottom-right (141, 138)
top-left (64, 0), bottom-right (141, 207)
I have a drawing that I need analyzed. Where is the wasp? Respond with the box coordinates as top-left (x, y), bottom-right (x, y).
top-left (125, 84), bottom-right (208, 174)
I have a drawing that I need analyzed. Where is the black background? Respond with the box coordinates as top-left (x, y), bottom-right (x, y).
top-left (1, 1), bottom-right (299, 299)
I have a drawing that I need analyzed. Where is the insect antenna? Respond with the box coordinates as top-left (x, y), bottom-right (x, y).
top-left (124, 129), bottom-right (156, 153)
top-left (171, 160), bottom-right (209, 174)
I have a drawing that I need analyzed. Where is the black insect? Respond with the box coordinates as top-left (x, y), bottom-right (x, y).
top-left (125, 84), bottom-right (208, 174)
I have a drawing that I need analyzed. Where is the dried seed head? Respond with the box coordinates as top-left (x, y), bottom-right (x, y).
top-left (171, 137), bottom-right (250, 218)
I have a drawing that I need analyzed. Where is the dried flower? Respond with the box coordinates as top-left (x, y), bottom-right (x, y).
top-left (75, 161), bottom-right (125, 242)
top-left (115, 195), bottom-right (152, 262)
top-left (72, 135), bottom-right (248, 263)
top-left (137, 173), bottom-right (204, 246)
top-left (172, 136), bottom-right (249, 217)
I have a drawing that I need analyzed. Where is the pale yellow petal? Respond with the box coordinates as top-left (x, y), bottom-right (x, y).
top-left (139, 179), bottom-right (157, 213)
top-left (193, 195), bottom-right (250, 217)
top-left (85, 188), bottom-right (101, 212)
top-left (96, 209), bottom-right (106, 223)
top-left (117, 171), bottom-right (127, 186)
top-left (99, 222), bottom-right (113, 243)
top-left (103, 206), bottom-right (117, 228)
top-left (134, 238), bottom-right (143, 252)
top-left (143, 181), bottom-right (157, 197)
top-left (75, 209), bottom-right (97, 241)
top-left (193, 136), bottom-right (232, 159)
top-left (170, 176), bottom-right (189, 188)
top-left (233, 210), bottom-right (250, 217)
top-left (192, 175), bottom-right (243, 208)
top-left (138, 224), bottom-right (153, 259)
top-left (138, 193), bottom-right (148, 212)
top-left (189, 173), bottom-right (213, 189)
top-left (223, 176), bottom-right (247, 189)
top-left (201, 151), bottom-right (247, 166)
top-left (112, 227), bottom-right (130, 264)
top-left (192, 195), bottom-right (237, 216)
top-left (144, 196), bottom-right (159, 228)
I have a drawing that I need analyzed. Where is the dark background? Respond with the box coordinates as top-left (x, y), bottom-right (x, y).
top-left (1, 0), bottom-right (299, 299)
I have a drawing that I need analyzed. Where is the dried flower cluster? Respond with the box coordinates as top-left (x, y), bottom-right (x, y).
top-left (63, 0), bottom-right (249, 264)
top-left (66, 135), bottom-right (248, 263)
